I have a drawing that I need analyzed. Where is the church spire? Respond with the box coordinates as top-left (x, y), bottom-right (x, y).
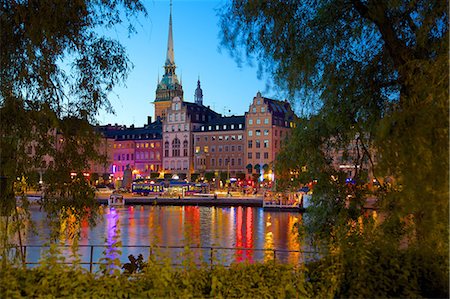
top-left (194, 77), bottom-right (203, 106)
top-left (165, 0), bottom-right (175, 68)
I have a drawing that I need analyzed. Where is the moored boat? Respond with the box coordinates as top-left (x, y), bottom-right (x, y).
top-left (108, 192), bottom-right (125, 207)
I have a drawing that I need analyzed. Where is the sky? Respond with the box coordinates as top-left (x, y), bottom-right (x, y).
top-left (97, 0), bottom-right (273, 127)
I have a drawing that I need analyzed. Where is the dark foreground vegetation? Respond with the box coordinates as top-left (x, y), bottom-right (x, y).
top-left (1, 248), bottom-right (447, 299)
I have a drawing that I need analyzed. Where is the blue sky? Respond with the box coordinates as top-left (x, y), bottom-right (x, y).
top-left (97, 0), bottom-right (274, 126)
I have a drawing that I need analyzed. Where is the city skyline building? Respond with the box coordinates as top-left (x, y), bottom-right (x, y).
top-left (154, 1), bottom-right (183, 120)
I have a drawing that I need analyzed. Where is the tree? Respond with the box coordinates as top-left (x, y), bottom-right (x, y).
top-left (0, 0), bottom-right (147, 262)
top-left (220, 1), bottom-right (448, 297)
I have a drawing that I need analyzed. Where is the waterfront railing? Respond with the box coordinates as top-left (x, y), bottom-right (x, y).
top-left (6, 244), bottom-right (320, 272)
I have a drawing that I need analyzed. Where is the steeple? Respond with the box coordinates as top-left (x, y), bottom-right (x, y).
top-left (165, 0), bottom-right (175, 73)
top-left (194, 77), bottom-right (203, 106)
top-left (154, 0), bottom-right (183, 120)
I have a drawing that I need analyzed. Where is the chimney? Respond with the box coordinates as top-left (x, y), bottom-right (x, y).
top-left (147, 116), bottom-right (152, 125)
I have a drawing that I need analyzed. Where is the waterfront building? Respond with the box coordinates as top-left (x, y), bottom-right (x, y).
top-left (245, 92), bottom-right (296, 181)
top-left (153, 3), bottom-right (183, 120)
top-left (162, 94), bottom-right (220, 180)
top-left (193, 115), bottom-right (246, 179)
top-left (97, 119), bottom-right (163, 181)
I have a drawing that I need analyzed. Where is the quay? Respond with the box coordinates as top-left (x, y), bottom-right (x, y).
top-left (97, 195), bottom-right (263, 208)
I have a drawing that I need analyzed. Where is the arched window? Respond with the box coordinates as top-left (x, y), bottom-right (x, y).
top-left (183, 140), bottom-right (188, 156)
top-left (172, 138), bottom-right (181, 157)
top-left (164, 141), bottom-right (170, 157)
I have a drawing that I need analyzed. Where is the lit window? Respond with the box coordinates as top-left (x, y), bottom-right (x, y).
top-left (204, 146), bottom-right (209, 153)
top-left (195, 146), bottom-right (200, 154)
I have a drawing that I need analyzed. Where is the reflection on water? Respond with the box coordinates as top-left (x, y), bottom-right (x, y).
top-left (26, 205), bottom-right (304, 265)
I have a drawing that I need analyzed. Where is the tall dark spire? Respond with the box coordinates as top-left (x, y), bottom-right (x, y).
top-left (165, 0), bottom-right (175, 68)
top-left (154, 0), bottom-right (183, 116)
top-left (194, 77), bottom-right (203, 106)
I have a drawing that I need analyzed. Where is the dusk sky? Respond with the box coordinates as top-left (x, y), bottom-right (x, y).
top-left (98, 0), bottom-right (273, 127)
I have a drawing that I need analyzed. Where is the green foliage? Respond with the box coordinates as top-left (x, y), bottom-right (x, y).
top-left (0, 0), bottom-right (147, 261)
top-left (220, 0), bottom-right (448, 297)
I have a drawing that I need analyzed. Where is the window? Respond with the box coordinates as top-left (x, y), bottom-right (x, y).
top-left (238, 158), bottom-right (242, 166)
top-left (169, 114), bottom-right (173, 122)
top-left (183, 140), bottom-right (188, 156)
top-left (219, 159), bottom-right (222, 166)
top-left (208, 126), bottom-right (212, 130)
top-left (175, 113), bottom-right (179, 121)
top-left (211, 159), bottom-right (215, 166)
top-left (225, 145), bottom-right (229, 152)
top-left (256, 152), bottom-right (260, 159)
top-left (204, 136), bottom-right (208, 141)
top-left (223, 125), bottom-right (227, 129)
top-left (248, 140), bottom-right (253, 148)
top-left (231, 145), bottom-right (235, 151)
top-left (264, 140), bottom-right (269, 148)
top-left (164, 141), bottom-right (169, 157)
top-left (264, 118), bottom-right (269, 124)
top-left (256, 140), bottom-right (261, 148)
top-left (195, 146), bottom-right (200, 154)
top-left (231, 124), bottom-right (235, 129)
top-left (238, 124), bottom-right (243, 129)
top-left (248, 130), bottom-right (253, 137)
top-left (261, 107), bottom-right (265, 113)
top-left (118, 155), bottom-right (121, 161)
top-left (201, 126), bottom-right (205, 131)
top-left (218, 146), bottom-right (223, 152)
top-left (264, 152), bottom-right (269, 159)
top-left (151, 143), bottom-right (155, 148)
top-left (252, 107), bottom-right (256, 113)
top-left (249, 119), bottom-right (253, 125)
top-left (231, 158), bottom-right (235, 166)
top-left (211, 146), bottom-right (215, 152)
top-left (196, 137), bottom-right (200, 142)
top-left (212, 136), bottom-right (216, 141)
top-left (145, 143), bottom-right (149, 148)
top-left (172, 138), bottom-right (180, 157)
top-left (204, 146), bottom-right (209, 153)
top-left (257, 99), bottom-right (260, 105)
top-left (216, 125), bottom-right (219, 130)
top-left (256, 119), bottom-right (261, 124)
top-left (264, 129), bottom-right (269, 136)
top-left (225, 135), bottom-right (229, 141)
top-left (238, 135), bottom-right (243, 140)
top-left (237, 145), bottom-right (242, 151)
top-left (231, 135), bottom-right (236, 140)
top-left (219, 136), bottom-right (223, 141)
top-left (248, 152), bottom-right (252, 159)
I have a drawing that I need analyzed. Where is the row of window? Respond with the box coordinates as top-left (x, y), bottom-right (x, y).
top-left (168, 112), bottom-right (185, 122)
top-left (248, 129), bottom-right (270, 137)
top-left (248, 118), bottom-right (269, 125)
top-left (164, 139), bottom-right (189, 157)
top-left (251, 106), bottom-right (266, 113)
top-left (165, 124), bottom-right (189, 132)
top-left (248, 152), bottom-right (269, 159)
top-left (195, 145), bottom-right (243, 153)
top-left (200, 124), bottom-right (243, 131)
top-left (136, 142), bottom-right (160, 149)
top-left (135, 151), bottom-right (161, 160)
top-left (248, 140), bottom-right (270, 149)
top-left (196, 135), bottom-right (244, 142)
top-left (163, 160), bottom-right (189, 171)
top-left (210, 158), bottom-right (243, 167)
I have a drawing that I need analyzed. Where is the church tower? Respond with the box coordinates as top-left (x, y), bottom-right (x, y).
top-left (194, 78), bottom-right (203, 106)
top-left (154, 0), bottom-right (183, 120)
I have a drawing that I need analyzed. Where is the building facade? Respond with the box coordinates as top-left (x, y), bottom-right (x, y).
top-left (162, 95), bottom-right (220, 179)
top-left (193, 116), bottom-right (246, 178)
top-left (245, 92), bottom-right (296, 180)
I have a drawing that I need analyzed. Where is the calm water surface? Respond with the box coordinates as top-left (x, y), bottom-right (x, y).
top-left (25, 205), bottom-right (306, 265)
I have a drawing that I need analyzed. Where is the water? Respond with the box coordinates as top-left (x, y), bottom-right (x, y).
top-left (23, 205), bottom-right (309, 267)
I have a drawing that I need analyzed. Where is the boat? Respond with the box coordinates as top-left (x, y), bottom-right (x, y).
top-left (108, 192), bottom-right (125, 207)
top-left (262, 192), bottom-right (308, 212)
